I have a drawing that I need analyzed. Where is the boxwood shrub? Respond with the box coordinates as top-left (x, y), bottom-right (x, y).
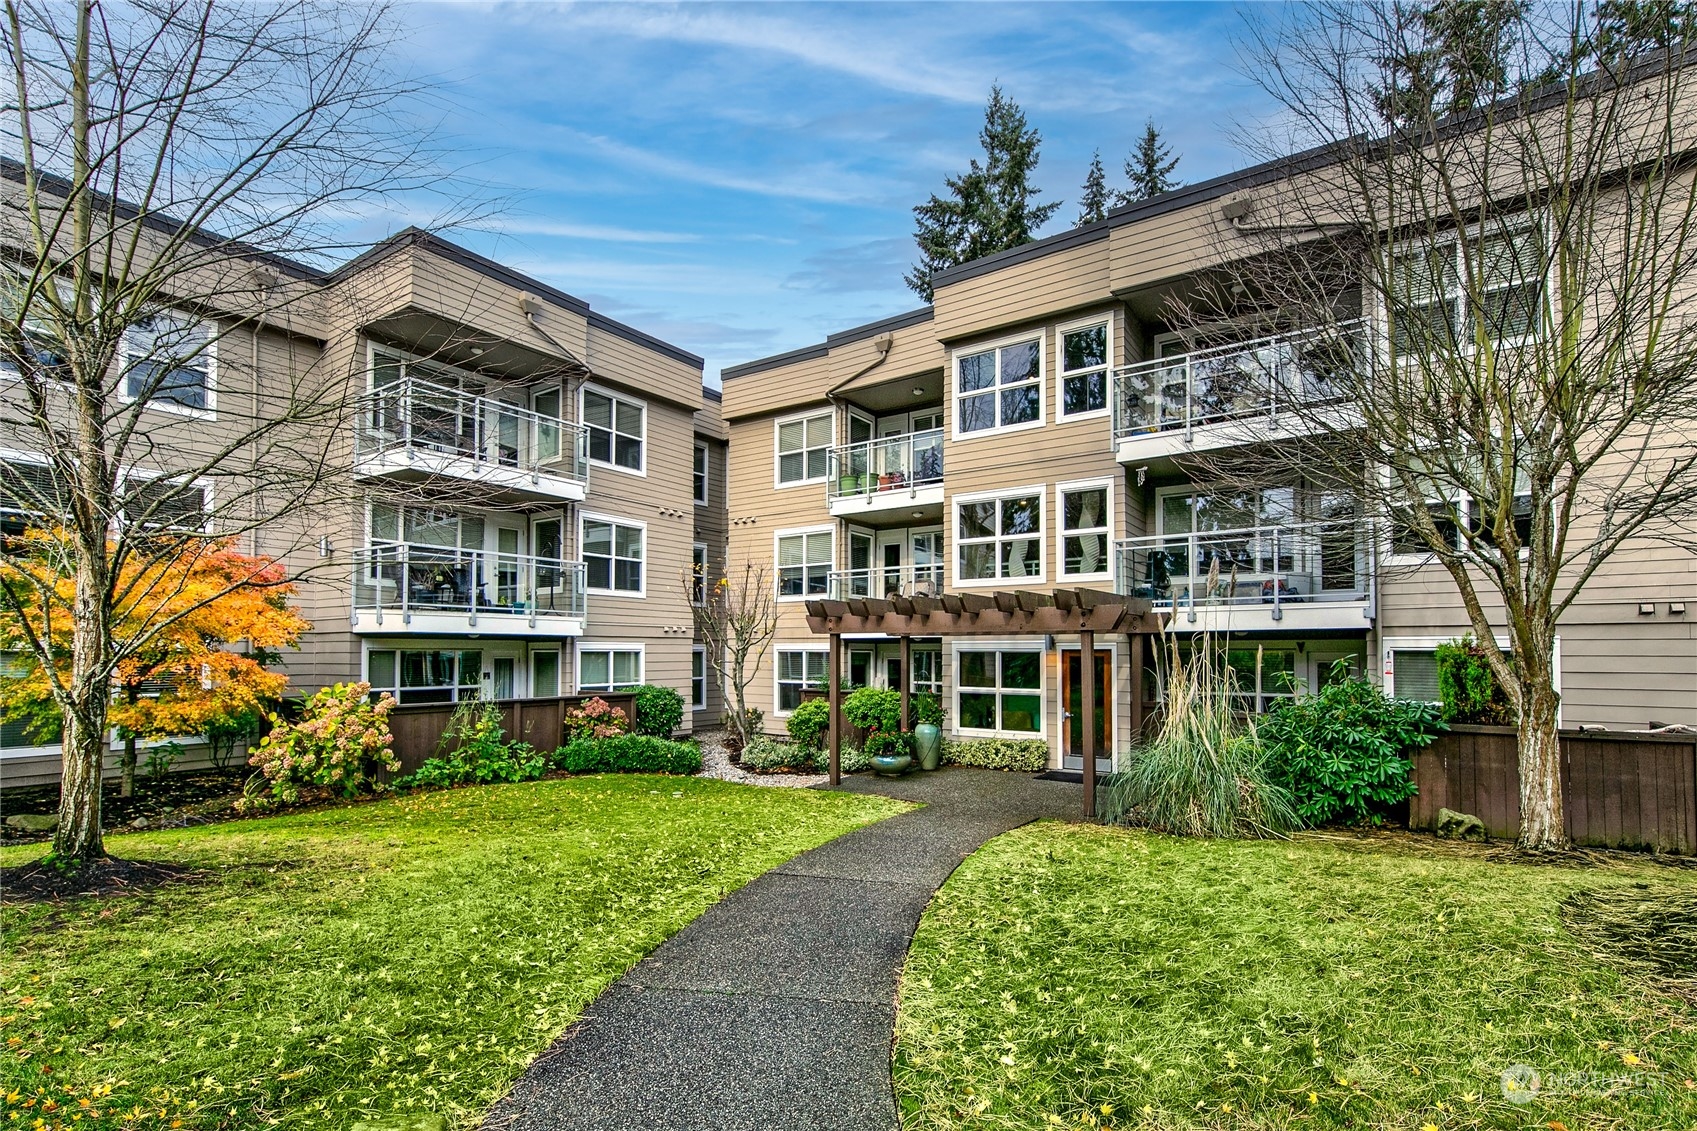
top-left (554, 734), bottom-right (702, 775)
top-left (785, 698), bottom-right (831, 750)
top-left (631, 684), bottom-right (686, 737)
top-left (942, 737), bottom-right (1049, 772)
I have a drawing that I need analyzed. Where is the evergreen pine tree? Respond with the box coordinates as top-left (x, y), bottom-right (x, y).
top-left (1113, 120), bottom-right (1181, 206)
top-left (906, 85), bottom-right (1062, 301)
top-left (1078, 149), bottom-right (1109, 225)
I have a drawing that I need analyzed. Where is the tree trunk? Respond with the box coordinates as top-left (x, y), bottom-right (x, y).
top-left (1516, 681), bottom-right (1568, 851)
top-left (121, 733), bottom-right (137, 797)
top-left (53, 704), bottom-right (107, 863)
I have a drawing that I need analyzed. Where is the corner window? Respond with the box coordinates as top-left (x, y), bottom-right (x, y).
top-left (578, 646), bottom-right (642, 692)
top-left (124, 313), bottom-right (213, 413)
top-left (956, 338), bottom-right (1040, 434)
top-left (583, 515), bottom-right (644, 594)
top-left (957, 650), bottom-right (1042, 733)
top-left (957, 490), bottom-right (1042, 582)
top-left (583, 386), bottom-right (645, 472)
top-left (691, 542), bottom-right (708, 605)
top-left (776, 411), bottom-right (832, 485)
top-left (693, 442), bottom-right (710, 504)
top-left (691, 646), bottom-right (708, 710)
top-left (776, 529), bottom-right (832, 598)
top-left (1059, 483), bottom-right (1110, 577)
top-left (1058, 321), bottom-right (1109, 417)
top-left (776, 648), bottom-right (827, 713)
top-left (367, 648), bottom-right (481, 705)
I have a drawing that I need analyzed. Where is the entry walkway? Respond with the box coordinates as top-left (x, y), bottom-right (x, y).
top-left (488, 769), bottom-right (1081, 1130)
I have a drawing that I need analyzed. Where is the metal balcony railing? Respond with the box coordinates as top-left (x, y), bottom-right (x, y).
top-left (827, 428), bottom-right (944, 501)
top-left (355, 377), bottom-right (589, 485)
top-left (1113, 518), bottom-right (1371, 619)
top-left (1111, 321), bottom-right (1365, 442)
top-left (828, 564), bottom-right (947, 600)
top-left (351, 541), bottom-right (586, 625)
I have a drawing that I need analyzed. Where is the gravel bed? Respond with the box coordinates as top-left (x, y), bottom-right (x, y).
top-left (694, 728), bottom-right (827, 789)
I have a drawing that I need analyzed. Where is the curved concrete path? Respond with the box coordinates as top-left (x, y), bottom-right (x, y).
top-left (487, 768), bottom-right (1081, 1131)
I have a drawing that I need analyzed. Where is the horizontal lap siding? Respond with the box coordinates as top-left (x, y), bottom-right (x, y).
top-left (933, 240), bottom-right (1112, 344)
top-left (722, 353), bottom-right (836, 421)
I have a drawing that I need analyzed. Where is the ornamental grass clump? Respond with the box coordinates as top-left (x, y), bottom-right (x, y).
top-left (239, 681), bottom-right (399, 811)
top-left (1099, 632), bottom-right (1296, 839)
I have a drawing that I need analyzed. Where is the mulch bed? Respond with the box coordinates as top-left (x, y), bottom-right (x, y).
top-left (0, 771), bottom-right (247, 843)
top-left (1, 856), bottom-right (206, 904)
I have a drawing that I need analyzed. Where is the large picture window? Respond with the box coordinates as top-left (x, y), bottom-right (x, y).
top-left (957, 490), bottom-right (1042, 582)
top-left (776, 648), bottom-right (827, 713)
top-left (578, 646), bottom-right (642, 692)
top-left (367, 648), bottom-right (481, 705)
top-left (956, 338), bottom-right (1041, 434)
top-left (957, 650), bottom-right (1042, 733)
top-left (124, 312), bottom-right (213, 413)
top-left (1058, 321), bottom-right (1109, 418)
top-left (776, 411), bottom-right (832, 485)
top-left (777, 529), bottom-right (832, 598)
top-left (583, 386), bottom-right (645, 472)
top-left (583, 515), bottom-right (644, 594)
top-left (1059, 483), bottom-right (1110, 577)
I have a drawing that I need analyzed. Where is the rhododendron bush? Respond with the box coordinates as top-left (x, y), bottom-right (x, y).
top-left (241, 682), bottom-right (399, 810)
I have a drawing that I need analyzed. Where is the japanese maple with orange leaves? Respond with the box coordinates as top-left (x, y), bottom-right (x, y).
top-left (0, 528), bottom-right (309, 796)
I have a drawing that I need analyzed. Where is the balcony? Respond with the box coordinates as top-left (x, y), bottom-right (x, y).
top-left (828, 563), bottom-right (947, 601)
top-left (827, 429), bottom-right (944, 521)
top-left (350, 542), bottom-right (586, 637)
top-left (1113, 518), bottom-right (1373, 633)
top-left (1111, 322), bottom-right (1363, 461)
top-left (354, 378), bottom-right (589, 502)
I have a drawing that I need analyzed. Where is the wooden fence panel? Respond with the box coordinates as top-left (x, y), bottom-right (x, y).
top-left (387, 693), bottom-right (638, 775)
top-left (1414, 726), bottom-right (1697, 853)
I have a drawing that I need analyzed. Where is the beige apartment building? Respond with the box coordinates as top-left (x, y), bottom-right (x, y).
top-left (721, 157), bottom-right (1697, 771)
top-left (1, 202), bottom-right (723, 784)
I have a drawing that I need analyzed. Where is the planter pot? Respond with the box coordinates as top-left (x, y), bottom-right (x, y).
top-left (913, 723), bottom-right (942, 771)
top-left (870, 752), bottom-right (912, 777)
top-left (839, 475), bottom-right (860, 494)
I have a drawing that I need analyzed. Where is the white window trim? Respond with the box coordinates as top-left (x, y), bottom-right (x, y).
top-left (952, 639), bottom-right (1047, 739)
top-left (581, 510), bottom-right (647, 598)
top-left (1380, 215), bottom-right (1548, 356)
top-left (363, 642), bottom-right (485, 703)
top-left (575, 642), bottom-right (646, 693)
top-left (950, 331), bottom-right (1046, 441)
top-left (691, 645), bottom-right (708, 710)
top-left (1054, 477), bottom-right (1114, 582)
top-left (691, 541), bottom-right (708, 606)
top-left (580, 381), bottom-right (648, 477)
top-left (119, 313), bottom-right (218, 419)
top-left (1381, 491), bottom-right (1534, 568)
top-left (773, 644), bottom-right (829, 718)
top-left (1054, 313), bottom-right (1114, 422)
top-left (951, 484), bottom-right (1046, 589)
top-left (693, 441), bottom-right (710, 505)
top-left (772, 408), bottom-right (835, 490)
top-left (773, 524), bottom-right (835, 603)
top-left (365, 339), bottom-right (487, 390)
top-left (1380, 633), bottom-right (1550, 720)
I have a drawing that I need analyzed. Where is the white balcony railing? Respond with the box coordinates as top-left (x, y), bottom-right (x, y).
top-left (827, 429), bottom-right (944, 501)
top-left (1111, 321), bottom-right (1364, 443)
top-left (1113, 519), bottom-right (1370, 620)
top-left (355, 377), bottom-right (589, 485)
top-left (828, 563), bottom-right (947, 600)
top-left (352, 542), bottom-right (586, 624)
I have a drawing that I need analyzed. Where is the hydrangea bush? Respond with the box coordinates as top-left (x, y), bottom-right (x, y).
top-left (240, 682), bottom-right (399, 810)
top-left (563, 696), bottom-right (629, 742)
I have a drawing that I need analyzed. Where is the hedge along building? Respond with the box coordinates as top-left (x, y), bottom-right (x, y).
top-left (719, 64), bottom-right (1697, 770)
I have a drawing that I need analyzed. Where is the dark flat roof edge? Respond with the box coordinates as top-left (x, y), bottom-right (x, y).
top-left (723, 305), bottom-right (935, 381)
top-left (701, 385), bottom-right (722, 403)
top-left (721, 342), bottom-right (831, 380)
top-left (586, 310), bottom-right (704, 369)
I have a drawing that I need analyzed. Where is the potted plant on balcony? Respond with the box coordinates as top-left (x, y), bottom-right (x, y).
top-left (838, 472), bottom-right (862, 495)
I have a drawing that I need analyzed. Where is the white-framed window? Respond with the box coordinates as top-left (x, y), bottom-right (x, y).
top-left (775, 410), bottom-right (833, 486)
top-left (1057, 479), bottom-right (1112, 579)
top-left (368, 500), bottom-right (485, 549)
top-left (954, 335), bottom-right (1042, 436)
top-left (0, 455), bottom-right (54, 536)
top-left (578, 644), bottom-right (643, 692)
top-left (912, 648), bottom-right (942, 696)
top-left (955, 487), bottom-right (1043, 584)
top-left (531, 649), bottom-right (561, 697)
top-left (120, 473), bottom-right (210, 532)
top-left (693, 441), bottom-right (710, 504)
top-left (776, 527), bottom-right (833, 599)
top-left (775, 647), bottom-right (827, 714)
top-left (583, 513), bottom-right (645, 595)
top-left (0, 272), bottom-right (69, 380)
top-left (1386, 492), bottom-right (1532, 562)
top-left (1389, 221), bottom-right (1545, 353)
top-left (691, 646), bottom-right (708, 710)
top-left (367, 647), bottom-right (482, 705)
top-left (582, 384), bottom-right (645, 474)
top-left (1221, 645), bottom-right (1298, 713)
top-left (1056, 317), bottom-right (1110, 419)
top-left (691, 542), bottom-right (708, 605)
top-left (956, 647), bottom-right (1043, 735)
top-left (122, 312), bottom-right (215, 415)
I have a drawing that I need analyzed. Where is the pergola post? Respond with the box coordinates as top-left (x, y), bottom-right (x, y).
top-left (1128, 630), bottom-right (1145, 744)
top-left (1081, 628), bottom-right (1096, 820)
top-left (899, 633), bottom-right (912, 732)
top-left (827, 632), bottom-right (842, 786)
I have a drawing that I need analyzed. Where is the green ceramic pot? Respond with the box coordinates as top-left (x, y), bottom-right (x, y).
top-left (870, 752), bottom-right (913, 777)
top-left (913, 723), bottom-right (942, 771)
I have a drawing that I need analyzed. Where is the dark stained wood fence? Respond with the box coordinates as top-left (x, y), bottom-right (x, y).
top-left (1411, 725), bottom-right (1697, 853)
top-left (387, 693), bottom-right (639, 775)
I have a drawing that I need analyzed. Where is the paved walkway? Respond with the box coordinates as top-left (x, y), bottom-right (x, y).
top-left (487, 768), bottom-right (1081, 1131)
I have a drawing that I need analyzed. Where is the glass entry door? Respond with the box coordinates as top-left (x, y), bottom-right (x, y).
top-left (1061, 648), bottom-right (1113, 772)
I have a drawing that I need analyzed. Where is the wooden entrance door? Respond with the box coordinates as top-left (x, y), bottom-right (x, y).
top-left (1062, 648), bottom-right (1114, 772)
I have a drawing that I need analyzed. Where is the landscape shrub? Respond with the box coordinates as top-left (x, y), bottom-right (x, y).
top-left (1262, 665), bottom-right (1446, 826)
top-left (785, 697), bottom-right (831, 750)
top-left (842, 686), bottom-right (902, 733)
top-left (740, 735), bottom-right (817, 772)
top-left (563, 696), bottom-right (629, 742)
top-left (240, 681), bottom-right (399, 811)
top-left (554, 734), bottom-right (702, 775)
top-left (395, 701), bottom-right (548, 790)
top-left (942, 737), bottom-right (1049, 772)
top-left (819, 743), bottom-right (870, 774)
top-left (1098, 642), bottom-right (1296, 838)
top-left (631, 683), bottom-right (685, 737)
top-left (1435, 636), bottom-right (1517, 725)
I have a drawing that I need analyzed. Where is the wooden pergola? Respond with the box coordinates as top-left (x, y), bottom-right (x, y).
top-left (804, 588), bottom-right (1159, 818)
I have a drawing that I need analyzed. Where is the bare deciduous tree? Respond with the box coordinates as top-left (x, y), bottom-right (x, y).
top-left (686, 560), bottom-right (778, 752)
top-left (1158, 3), bottom-right (1697, 849)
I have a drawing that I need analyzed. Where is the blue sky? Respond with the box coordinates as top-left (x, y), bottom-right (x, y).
top-left (386, 2), bottom-right (1265, 384)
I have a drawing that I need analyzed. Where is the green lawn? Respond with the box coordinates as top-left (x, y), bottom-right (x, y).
top-left (1, 775), bottom-right (906, 1131)
top-left (895, 823), bottom-right (1697, 1131)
